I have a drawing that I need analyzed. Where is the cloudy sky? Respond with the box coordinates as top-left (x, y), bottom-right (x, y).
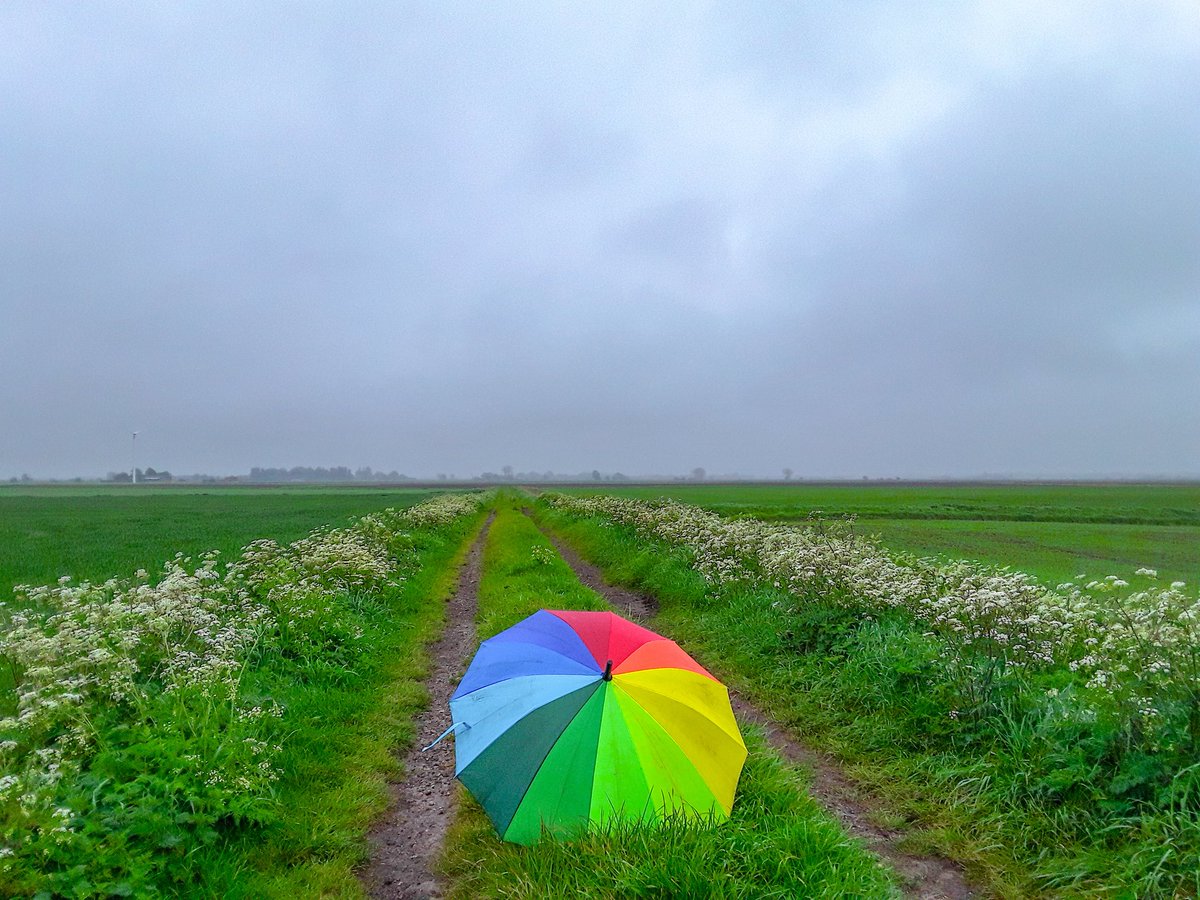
top-left (2, 2), bottom-right (1198, 479)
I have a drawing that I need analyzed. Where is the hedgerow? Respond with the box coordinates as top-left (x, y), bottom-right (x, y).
top-left (542, 493), bottom-right (1200, 894)
top-left (0, 492), bottom-right (488, 897)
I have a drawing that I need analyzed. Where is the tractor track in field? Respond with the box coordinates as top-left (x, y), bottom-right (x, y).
top-left (526, 510), bottom-right (977, 900)
top-left (364, 513), bottom-right (494, 900)
top-left (530, 512), bottom-right (657, 623)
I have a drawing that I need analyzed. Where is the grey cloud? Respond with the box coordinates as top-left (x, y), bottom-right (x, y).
top-left (1, 2), bottom-right (1198, 479)
top-left (608, 199), bottom-right (731, 269)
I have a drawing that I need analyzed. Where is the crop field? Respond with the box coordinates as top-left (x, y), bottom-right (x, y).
top-left (2, 484), bottom-right (1197, 897)
top-left (568, 483), bottom-right (1200, 589)
top-left (0, 485), bottom-right (435, 604)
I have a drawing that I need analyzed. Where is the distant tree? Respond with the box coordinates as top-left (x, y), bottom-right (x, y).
top-left (691, 467), bottom-right (706, 481)
top-left (502, 465), bottom-right (514, 480)
top-left (592, 470), bottom-right (602, 481)
top-left (783, 468), bottom-right (793, 481)
top-left (437, 473), bottom-right (447, 481)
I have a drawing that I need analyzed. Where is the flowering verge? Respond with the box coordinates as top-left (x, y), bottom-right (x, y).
top-left (0, 491), bottom-right (489, 897)
top-left (543, 494), bottom-right (1200, 800)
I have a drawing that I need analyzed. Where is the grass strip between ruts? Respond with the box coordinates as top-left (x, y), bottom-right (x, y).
top-left (437, 501), bottom-right (898, 899)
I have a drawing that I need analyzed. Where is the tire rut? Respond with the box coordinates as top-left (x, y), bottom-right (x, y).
top-left (524, 510), bottom-right (977, 900)
top-left (528, 509), bottom-right (657, 623)
top-left (363, 513), bottom-right (494, 900)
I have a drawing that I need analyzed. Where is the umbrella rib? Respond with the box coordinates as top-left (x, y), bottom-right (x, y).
top-left (451, 674), bottom-right (600, 772)
top-left (614, 677), bottom-right (746, 750)
top-left (611, 684), bottom-right (731, 814)
top-left (452, 647), bottom-right (601, 699)
top-left (489, 680), bottom-right (603, 838)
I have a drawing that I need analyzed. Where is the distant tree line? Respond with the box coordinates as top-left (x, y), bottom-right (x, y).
top-left (106, 467), bottom-right (173, 483)
top-left (3, 465), bottom-right (806, 486)
top-left (247, 466), bottom-right (413, 483)
top-left (473, 468), bottom-right (634, 482)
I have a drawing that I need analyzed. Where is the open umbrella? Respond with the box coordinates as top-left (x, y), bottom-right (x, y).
top-left (447, 609), bottom-right (747, 844)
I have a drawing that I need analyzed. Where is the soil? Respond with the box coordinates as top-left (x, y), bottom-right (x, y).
top-left (529, 512), bottom-right (657, 622)
top-left (362, 514), bottom-right (494, 900)
top-left (727, 698), bottom-right (975, 900)
top-left (525, 510), bottom-right (977, 900)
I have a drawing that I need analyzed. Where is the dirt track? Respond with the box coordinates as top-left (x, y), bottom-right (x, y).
top-left (362, 514), bottom-right (493, 900)
top-left (528, 511), bottom-right (977, 900)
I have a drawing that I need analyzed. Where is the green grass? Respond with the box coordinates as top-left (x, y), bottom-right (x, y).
top-left (471, 501), bottom-right (609, 641)
top-left (567, 483), bottom-right (1200, 525)
top-left (533, 500), bottom-right (1200, 898)
top-left (438, 502), bottom-right (898, 899)
top-left (566, 483), bottom-right (1200, 592)
top-left (194, 510), bottom-right (488, 897)
top-left (0, 492), bottom-right (489, 898)
top-left (0, 486), bottom-right (436, 602)
top-left (865, 518), bottom-right (1198, 588)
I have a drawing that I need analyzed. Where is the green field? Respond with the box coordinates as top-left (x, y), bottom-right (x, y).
top-left (4, 484), bottom-right (1198, 896)
top-left (0, 485), bottom-right (436, 601)
top-left (8, 483), bottom-right (1195, 600)
top-left (566, 483), bottom-right (1200, 589)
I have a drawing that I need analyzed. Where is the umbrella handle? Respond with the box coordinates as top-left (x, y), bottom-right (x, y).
top-left (423, 721), bottom-right (467, 751)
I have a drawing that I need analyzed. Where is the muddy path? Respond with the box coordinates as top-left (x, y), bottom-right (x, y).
top-left (526, 508), bottom-right (657, 622)
top-left (363, 513), bottom-right (494, 900)
top-left (726, 700), bottom-right (975, 900)
top-left (524, 510), bottom-right (977, 900)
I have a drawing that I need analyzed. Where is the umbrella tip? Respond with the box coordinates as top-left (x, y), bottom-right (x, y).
top-left (603, 659), bottom-right (613, 681)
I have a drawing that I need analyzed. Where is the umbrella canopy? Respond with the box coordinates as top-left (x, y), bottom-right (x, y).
top-left (449, 609), bottom-right (747, 845)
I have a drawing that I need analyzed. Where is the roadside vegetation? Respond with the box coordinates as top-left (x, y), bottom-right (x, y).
top-left (536, 493), bottom-right (1200, 897)
top-left (439, 501), bottom-right (898, 899)
top-left (0, 492), bottom-right (488, 898)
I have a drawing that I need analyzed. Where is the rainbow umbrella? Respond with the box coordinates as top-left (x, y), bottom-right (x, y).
top-left (448, 609), bottom-right (747, 844)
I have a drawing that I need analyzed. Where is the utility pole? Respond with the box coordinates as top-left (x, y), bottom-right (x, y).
top-left (132, 432), bottom-right (138, 484)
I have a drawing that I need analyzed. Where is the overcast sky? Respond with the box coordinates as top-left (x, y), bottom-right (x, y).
top-left (2, 2), bottom-right (1198, 479)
